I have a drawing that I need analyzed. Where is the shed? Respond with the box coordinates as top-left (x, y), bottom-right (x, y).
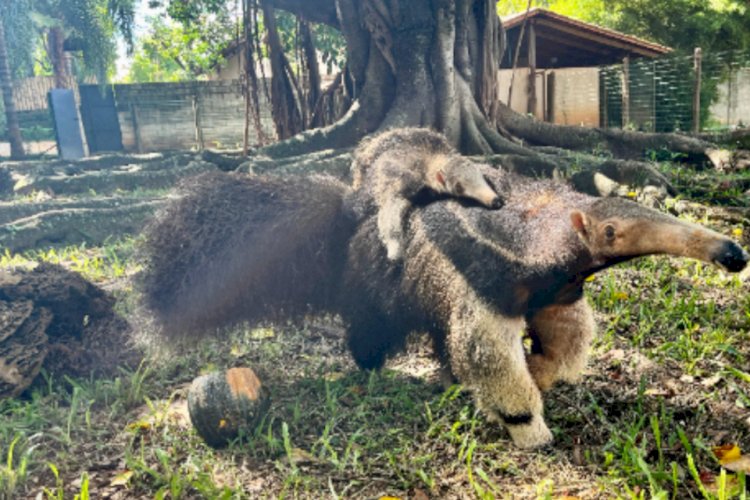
top-left (501, 8), bottom-right (670, 69)
top-left (498, 8), bottom-right (671, 127)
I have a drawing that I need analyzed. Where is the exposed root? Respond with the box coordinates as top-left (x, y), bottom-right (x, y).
top-left (496, 103), bottom-right (718, 165)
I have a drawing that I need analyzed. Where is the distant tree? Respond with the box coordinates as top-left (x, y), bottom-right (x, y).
top-left (133, 0), bottom-right (740, 181)
top-left (499, 0), bottom-right (750, 54)
top-left (0, 19), bottom-right (26, 159)
top-left (125, 15), bottom-right (236, 82)
top-left (610, 0), bottom-right (750, 54)
top-left (1, 0), bottom-right (36, 78)
top-left (0, 1), bottom-right (35, 159)
top-left (30, 0), bottom-right (136, 86)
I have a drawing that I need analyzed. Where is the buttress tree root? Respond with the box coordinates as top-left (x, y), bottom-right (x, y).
top-left (251, 0), bottom-right (745, 190)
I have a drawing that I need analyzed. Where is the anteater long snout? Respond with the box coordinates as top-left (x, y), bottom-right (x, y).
top-left (623, 219), bottom-right (748, 273)
top-left (710, 239), bottom-right (749, 272)
top-left (471, 185), bottom-right (504, 209)
top-left (586, 198), bottom-right (749, 273)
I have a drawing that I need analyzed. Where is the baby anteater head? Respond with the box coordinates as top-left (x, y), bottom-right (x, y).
top-left (570, 198), bottom-right (748, 272)
top-left (432, 155), bottom-right (503, 209)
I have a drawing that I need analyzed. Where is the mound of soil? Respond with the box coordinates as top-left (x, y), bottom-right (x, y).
top-left (0, 263), bottom-right (139, 398)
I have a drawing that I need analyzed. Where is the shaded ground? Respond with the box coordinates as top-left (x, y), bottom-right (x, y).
top-left (0, 154), bottom-right (748, 499)
top-left (0, 141), bottom-right (57, 158)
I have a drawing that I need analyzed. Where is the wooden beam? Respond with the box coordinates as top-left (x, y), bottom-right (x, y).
top-left (534, 29), bottom-right (612, 56)
top-left (621, 56), bottom-right (630, 128)
top-left (535, 46), bottom-right (598, 66)
top-left (546, 71), bottom-right (555, 123)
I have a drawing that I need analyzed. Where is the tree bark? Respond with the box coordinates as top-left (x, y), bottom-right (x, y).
top-left (262, 1), bottom-right (304, 140)
top-left (261, 0), bottom-right (731, 175)
top-left (48, 27), bottom-right (70, 89)
top-left (0, 21), bottom-right (25, 160)
top-left (300, 21), bottom-right (322, 128)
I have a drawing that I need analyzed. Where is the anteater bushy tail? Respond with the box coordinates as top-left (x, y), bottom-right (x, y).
top-left (138, 171), bottom-right (355, 339)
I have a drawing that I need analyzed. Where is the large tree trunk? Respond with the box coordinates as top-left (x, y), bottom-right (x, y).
top-left (299, 20), bottom-right (322, 128)
top-left (261, 1), bottom-right (304, 140)
top-left (0, 21), bottom-right (25, 160)
top-left (264, 0), bottom-right (523, 158)
top-left (262, 0), bottom-right (731, 174)
top-left (47, 27), bottom-right (70, 89)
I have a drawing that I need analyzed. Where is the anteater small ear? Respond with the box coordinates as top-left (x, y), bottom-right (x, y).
top-left (570, 211), bottom-right (590, 240)
top-left (435, 170), bottom-right (446, 187)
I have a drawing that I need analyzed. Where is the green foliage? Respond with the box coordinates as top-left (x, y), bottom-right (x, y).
top-left (608, 0), bottom-right (750, 54)
top-left (0, 0), bottom-right (138, 83)
top-left (0, 0), bottom-right (36, 78)
top-left (127, 1), bottom-right (346, 84)
top-left (125, 13), bottom-right (236, 83)
top-left (499, 0), bottom-right (750, 55)
top-left (41, 0), bottom-right (117, 81)
top-left (312, 23), bottom-right (346, 75)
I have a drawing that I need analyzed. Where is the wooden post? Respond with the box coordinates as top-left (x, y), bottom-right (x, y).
top-left (621, 56), bottom-right (630, 128)
top-left (600, 68), bottom-right (608, 127)
top-left (193, 94), bottom-right (205, 151)
top-left (692, 47), bottom-right (702, 133)
top-left (242, 0), bottom-right (250, 156)
top-left (726, 64), bottom-right (733, 126)
top-left (545, 71), bottom-right (555, 123)
top-left (651, 60), bottom-right (656, 132)
top-left (527, 21), bottom-right (537, 116)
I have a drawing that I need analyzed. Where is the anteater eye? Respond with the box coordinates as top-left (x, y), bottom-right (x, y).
top-left (604, 225), bottom-right (616, 240)
top-left (454, 182), bottom-right (465, 196)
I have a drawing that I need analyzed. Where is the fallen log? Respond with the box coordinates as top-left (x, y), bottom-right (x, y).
top-left (0, 199), bottom-right (165, 252)
top-left (15, 160), bottom-right (216, 196)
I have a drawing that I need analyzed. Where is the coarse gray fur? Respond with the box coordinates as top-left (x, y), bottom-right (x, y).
top-left (138, 171), bottom-right (356, 338)
top-left (352, 128), bottom-right (504, 260)
top-left (140, 135), bottom-right (748, 449)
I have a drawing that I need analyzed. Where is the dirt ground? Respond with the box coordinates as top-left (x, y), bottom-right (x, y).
top-left (0, 152), bottom-right (749, 499)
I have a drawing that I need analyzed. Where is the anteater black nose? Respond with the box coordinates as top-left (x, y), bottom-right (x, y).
top-left (713, 240), bottom-right (749, 273)
top-left (490, 197), bottom-right (504, 210)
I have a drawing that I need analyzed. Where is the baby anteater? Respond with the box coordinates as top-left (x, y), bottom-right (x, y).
top-left (352, 128), bottom-right (504, 260)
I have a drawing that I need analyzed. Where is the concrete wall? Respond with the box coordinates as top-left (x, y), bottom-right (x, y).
top-left (112, 80), bottom-right (276, 152)
top-left (498, 67), bottom-right (599, 126)
top-left (497, 69), bottom-right (544, 119)
top-left (710, 68), bottom-right (750, 128)
top-left (549, 67), bottom-right (600, 127)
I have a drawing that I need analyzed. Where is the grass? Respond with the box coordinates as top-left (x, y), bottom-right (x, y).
top-left (0, 159), bottom-right (748, 498)
top-left (1, 237), bottom-right (139, 283)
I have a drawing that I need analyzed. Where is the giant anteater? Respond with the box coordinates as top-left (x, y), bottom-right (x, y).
top-left (140, 134), bottom-right (748, 449)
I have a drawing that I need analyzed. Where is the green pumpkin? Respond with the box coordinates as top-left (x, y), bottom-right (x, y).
top-left (187, 367), bottom-right (270, 448)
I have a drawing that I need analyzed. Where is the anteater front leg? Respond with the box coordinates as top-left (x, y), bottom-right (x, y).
top-left (447, 304), bottom-right (552, 449)
top-left (526, 299), bottom-right (596, 392)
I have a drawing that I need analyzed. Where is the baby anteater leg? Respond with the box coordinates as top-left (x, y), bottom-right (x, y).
top-left (526, 299), bottom-right (596, 392)
top-left (377, 194), bottom-right (412, 261)
top-left (447, 305), bottom-right (552, 448)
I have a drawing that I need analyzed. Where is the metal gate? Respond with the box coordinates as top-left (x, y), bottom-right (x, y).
top-left (79, 85), bottom-right (123, 153)
top-left (48, 89), bottom-right (86, 160)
